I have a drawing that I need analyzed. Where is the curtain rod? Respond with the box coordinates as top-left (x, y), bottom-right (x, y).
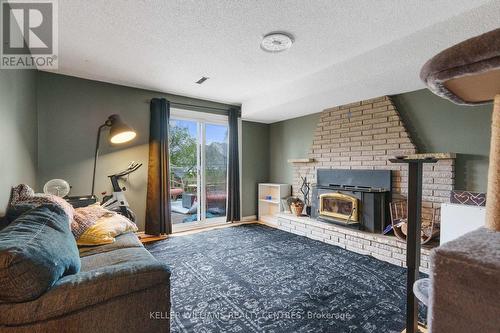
top-left (171, 102), bottom-right (236, 112)
top-left (145, 99), bottom-right (239, 112)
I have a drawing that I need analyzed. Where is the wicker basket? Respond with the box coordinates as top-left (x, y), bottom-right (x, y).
top-left (290, 203), bottom-right (304, 216)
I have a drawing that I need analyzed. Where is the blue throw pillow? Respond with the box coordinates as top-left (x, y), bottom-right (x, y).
top-left (5, 203), bottom-right (37, 224)
top-left (0, 204), bottom-right (81, 302)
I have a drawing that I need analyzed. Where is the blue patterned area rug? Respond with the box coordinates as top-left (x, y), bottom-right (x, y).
top-left (146, 224), bottom-right (426, 333)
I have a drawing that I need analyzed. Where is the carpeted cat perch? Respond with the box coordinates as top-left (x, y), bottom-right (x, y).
top-left (420, 28), bottom-right (500, 333)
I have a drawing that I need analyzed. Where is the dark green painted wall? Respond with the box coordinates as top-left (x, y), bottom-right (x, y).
top-left (0, 70), bottom-right (37, 213)
top-left (392, 89), bottom-right (491, 192)
top-left (269, 89), bottom-right (491, 192)
top-left (242, 121), bottom-right (269, 217)
top-left (269, 113), bottom-right (320, 184)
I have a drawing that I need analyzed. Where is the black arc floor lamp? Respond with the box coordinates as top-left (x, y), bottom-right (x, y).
top-left (91, 114), bottom-right (136, 197)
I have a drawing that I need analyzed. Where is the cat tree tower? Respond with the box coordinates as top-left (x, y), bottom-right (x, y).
top-left (419, 28), bottom-right (500, 332)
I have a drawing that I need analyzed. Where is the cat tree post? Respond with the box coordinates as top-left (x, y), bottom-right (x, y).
top-left (485, 94), bottom-right (500, 231)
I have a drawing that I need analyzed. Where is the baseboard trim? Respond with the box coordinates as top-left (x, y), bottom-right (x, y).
top-left (137, 216), bottom-right (258, 238)
top-left (240, 215), bottom-right (257, 222)
top-left (171, 220), bottom-right (258, 236)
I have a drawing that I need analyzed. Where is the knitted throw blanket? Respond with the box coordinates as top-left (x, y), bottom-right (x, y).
top-left (10, 184), bottom-right (115, 239)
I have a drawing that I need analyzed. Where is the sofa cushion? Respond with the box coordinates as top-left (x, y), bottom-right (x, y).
top-left (0, 204), bottom-right (80, 302)
top-left (79, 232), bottom-right (143, 257)
top-left (0, 246), bottom-right (170, 325)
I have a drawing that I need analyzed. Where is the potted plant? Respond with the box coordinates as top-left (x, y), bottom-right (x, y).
top-left (288, 197), bottom-right (304, 216)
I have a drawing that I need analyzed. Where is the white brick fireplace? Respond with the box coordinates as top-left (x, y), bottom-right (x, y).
top-left (292, 95), bottom-right (455, 227)
top-left (261, 95), bottom-right (456, 272)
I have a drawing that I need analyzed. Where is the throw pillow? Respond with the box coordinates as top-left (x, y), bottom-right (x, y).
top-left (4, 203), bottom-right (36, 223)
top-left (72, 203), bottom-right (116, 239)
top-left (77, 213), bottom-right (138, 246)
top-left (0, 204), bottom-right (81, 302)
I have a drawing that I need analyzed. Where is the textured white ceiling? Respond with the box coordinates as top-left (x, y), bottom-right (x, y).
top-left (51, 0), bottom-right (500, 123)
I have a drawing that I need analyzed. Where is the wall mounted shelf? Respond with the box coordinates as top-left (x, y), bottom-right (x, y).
top-left (287, 158), bottom-right (315, 163)
top-left (391, 152), bottom-right (456, 160)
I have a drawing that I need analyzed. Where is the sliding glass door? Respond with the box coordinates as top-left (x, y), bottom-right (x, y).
top-left (169, 109), bottom-right (228, 231)
top-left (203, 123), bottom-right (228, 222)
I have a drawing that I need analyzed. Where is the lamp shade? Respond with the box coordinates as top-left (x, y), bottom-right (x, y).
top-left (108, 114), bottom-right (136, 144)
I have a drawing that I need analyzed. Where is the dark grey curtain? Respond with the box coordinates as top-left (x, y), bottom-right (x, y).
top-left (145, 98), bottom-right (171, 235)
top-left (227, 109), bottom-right (241, 222)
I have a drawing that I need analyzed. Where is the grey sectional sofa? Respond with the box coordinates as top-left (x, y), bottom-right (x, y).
top-left (0, 232), bottom-right (171, 333)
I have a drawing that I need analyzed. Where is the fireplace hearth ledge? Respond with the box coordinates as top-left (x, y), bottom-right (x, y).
top-left (261, 212), bottom-right (435, 273)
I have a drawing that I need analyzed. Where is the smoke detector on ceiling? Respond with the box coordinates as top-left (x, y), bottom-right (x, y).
top-left (260, 32), bottom-right (294, 53)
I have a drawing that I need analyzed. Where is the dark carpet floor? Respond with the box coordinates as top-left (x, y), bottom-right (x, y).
top-left (146, 224), bottom-right (426, 333)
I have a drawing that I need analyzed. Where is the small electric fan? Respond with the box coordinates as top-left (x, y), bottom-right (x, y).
top-left (43, 179), bottom-right (71, 197)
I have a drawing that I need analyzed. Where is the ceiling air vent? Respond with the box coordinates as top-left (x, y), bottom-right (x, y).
top-left (195, 76), bottom-right (209, 84)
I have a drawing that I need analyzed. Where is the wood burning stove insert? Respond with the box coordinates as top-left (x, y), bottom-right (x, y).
top-left (319, 192), bottom-right (359, 223)
top-left (312, 169), bottom-right (392, 233)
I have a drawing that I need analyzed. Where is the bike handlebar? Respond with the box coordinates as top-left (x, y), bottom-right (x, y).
top-left (108, 162), bottom-right (142, 178)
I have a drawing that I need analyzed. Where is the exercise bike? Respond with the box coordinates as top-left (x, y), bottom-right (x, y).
top-left (101, 161), bottom-right (142, 222)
